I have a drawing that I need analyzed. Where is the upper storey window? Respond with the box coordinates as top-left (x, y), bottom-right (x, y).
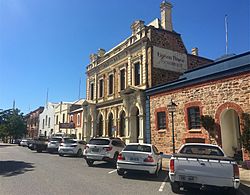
top-left (108, 74), bottom-right (114, 95)
top-left (99, 79), bottom-right (104, 98)
top-left (120, 69), bottom-right (125, 91)
top-left (134, 62), bottom-right (140, 86)
top-left (90, 83), bottom-right (94, 100)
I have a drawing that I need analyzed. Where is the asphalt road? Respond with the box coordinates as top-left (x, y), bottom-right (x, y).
top-left (0, 144), bottom-right (247, 195)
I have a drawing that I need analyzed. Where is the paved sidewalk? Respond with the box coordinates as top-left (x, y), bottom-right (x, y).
top-left (162, 158), bottom-right (250, 187)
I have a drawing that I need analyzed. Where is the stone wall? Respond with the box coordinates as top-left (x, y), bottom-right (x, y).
top-left (149, 73), bottom-right (250, 160)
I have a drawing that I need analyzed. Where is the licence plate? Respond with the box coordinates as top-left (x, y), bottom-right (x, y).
top-left (92, 148), bottom-right (99, 153)
top-left (179, 175), bottom-right (196, 183)
top-left (130, 157), bottom-right (139, 161)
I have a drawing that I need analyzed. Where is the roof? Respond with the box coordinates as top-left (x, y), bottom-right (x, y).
top-left (146, 51), bottom-right (250, 96)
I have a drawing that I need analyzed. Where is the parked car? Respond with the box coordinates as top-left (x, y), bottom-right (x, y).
top-left (20, 139), bottom-right (29, 147)
top-left (34, 136), bottom-right (49, 153)
top-left (58, 139), bottom-right (86, 157)
top-left (47, 137), bottom-right (63, 153)
top-left (116, 143), bottom-right (163, 176)
top-left (169, 143), bottom-right (240, 194)
top-left (84, 137), bottom-right (125, 166)
top-left (27, 138), bottom-right (38, 150)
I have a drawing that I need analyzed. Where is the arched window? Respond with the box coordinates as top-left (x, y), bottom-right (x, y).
top-left (108, 113), bottom-right (113, 137)
top-left (119, 111), bottom-right (126, 137)
top-left (97, 114), bottom-right (103, 137)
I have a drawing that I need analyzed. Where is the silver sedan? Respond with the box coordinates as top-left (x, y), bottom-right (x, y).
top-left (116, 143), bottom-right (163, 177)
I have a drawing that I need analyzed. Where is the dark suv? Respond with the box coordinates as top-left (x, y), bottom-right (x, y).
top-left (84, 137), bottom-right (126, 166)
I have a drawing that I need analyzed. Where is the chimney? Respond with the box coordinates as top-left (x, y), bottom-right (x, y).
top-left (160, 1), bottom-right (173, 31)
top-left (191, 47), bottom-right (199, 56)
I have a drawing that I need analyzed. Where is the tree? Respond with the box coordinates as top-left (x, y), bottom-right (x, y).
top-left (201, 115), bottom-right (216, 137)
top-left (241, 113), bottom-right (250, 154)
top-left (0, 108), bottom-right (26, 142)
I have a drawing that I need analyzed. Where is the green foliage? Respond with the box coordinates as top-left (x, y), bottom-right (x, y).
top-left (241, 113), bottom-right (250, 153)
top-left (201, 115), bottom-right (216, 136)
top-left (0, 108), bottom-right (26, 141)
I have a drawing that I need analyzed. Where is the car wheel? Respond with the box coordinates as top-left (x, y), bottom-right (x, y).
top-left (77, 149), bottom-right (83, 157)
top-left (86, 160), bottom-right (94, 167)
top-left (227, 188), bottom-right (237, 195)
top-left (59, 153), bottom-right (64, 157)
top-left (170, 181), bottom-right (181, 193)
top-left (37, 149), bottom-right (42, 153)
top-left (117, 169), bottom-right (125, 176)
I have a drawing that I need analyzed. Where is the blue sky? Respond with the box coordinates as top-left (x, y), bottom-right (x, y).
top-left (0, 0), bottom-right (249, 114)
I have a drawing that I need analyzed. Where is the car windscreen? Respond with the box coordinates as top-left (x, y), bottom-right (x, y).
top-left (88, 139), bottom-right (110, 145)
top-left (180, 145), bottom-right (224, 156)
top-left (51, 138), bottom-right (62, 142)
top-left (64, 139), bottom-right (77, 144)
top-left (124, 145), bottom-right (151, 153)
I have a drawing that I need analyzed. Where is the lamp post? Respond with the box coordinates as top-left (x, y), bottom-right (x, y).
top-left (167, 99), bottom-right (177, 154)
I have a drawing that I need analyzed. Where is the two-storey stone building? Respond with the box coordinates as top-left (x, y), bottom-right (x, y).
top-left (84, 1), bottom-right (212, 143)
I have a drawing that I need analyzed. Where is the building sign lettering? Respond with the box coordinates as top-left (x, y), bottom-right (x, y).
top-left (153, 46), bottom-right (187, 72)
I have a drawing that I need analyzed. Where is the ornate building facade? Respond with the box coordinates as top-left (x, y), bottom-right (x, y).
top-left (83, 1), bottom-right (212, 143)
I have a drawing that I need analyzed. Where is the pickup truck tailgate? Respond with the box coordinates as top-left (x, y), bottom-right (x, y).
top-left (174, 157), bottom-right (234, 187)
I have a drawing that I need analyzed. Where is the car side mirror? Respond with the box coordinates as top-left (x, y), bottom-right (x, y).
top-left (159, 152), bottom-right (163, 155)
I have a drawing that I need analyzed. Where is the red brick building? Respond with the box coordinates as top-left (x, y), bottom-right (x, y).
top-left (145, 52), bottom-right (250, 161)
top-left (26, 106), bottom-right (44, 138)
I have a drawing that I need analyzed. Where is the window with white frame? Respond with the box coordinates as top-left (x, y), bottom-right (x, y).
top-left (99, 79), bottom-right (104, 98)
top-left (90, 82), bottom-right (94, 100)
top-left (77, 113), bottom-right (80, 125)
top-left (120, 68), bottom-right (125, 91)
top-left (108, 74), bottom-right (114, 95)
top-left (134, 62), bottom-right (140, 86)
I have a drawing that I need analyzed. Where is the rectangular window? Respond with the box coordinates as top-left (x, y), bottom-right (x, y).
top-left (157, 112), bottom-right (166, 129)
top-left (56, 115), bottom-right (58, 125)
top-left (90, 83), bottom-right (94, 100)
top-left (63, 113), bottom-right (65, 123)
top-left (48, 117), bottom-right (50, 128)
top-left (42, 119), bottom-right (45, 129)
top-left (77, 114), bottom-right (80, 125)
top-left (120, 69), bottom-right (125, 91)
top-left (108, 74), bottom-right (113, 95)
top-left (134, 62), bottom-right (140, 86)
top-left (99, 79), bottom-right (104, 98)
top-left (188, 107), bottom-right (201, 129)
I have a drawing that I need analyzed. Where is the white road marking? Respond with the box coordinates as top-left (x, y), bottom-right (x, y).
top-left (158, 176), bottom-right (168, 192)
top-left (108, 169), bottom-right (117, 174)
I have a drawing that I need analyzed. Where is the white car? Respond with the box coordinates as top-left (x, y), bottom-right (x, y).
top-left (20, 139), bottom-right (29, 147)
top-left (116, 143), bottom-right (163, 176)
top-left (84, 137), bottom-right (125, 166)
top-left (58, 139), bottom-right (86, 157)
top-left (47, 137), bottom-right (63, 153)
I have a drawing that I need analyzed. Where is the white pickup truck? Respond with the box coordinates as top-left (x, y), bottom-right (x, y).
top-left (169, 143), bottom-right (240, 194)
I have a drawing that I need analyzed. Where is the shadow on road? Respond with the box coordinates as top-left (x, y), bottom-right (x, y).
top-left (0, 144), bottom-right (16, 148)
top-left (0, 161), bottom-right (35, 177)
top-left (88, 161), bottom-right (116, 169)
top-left (121, 170), bottom-right (169, 183)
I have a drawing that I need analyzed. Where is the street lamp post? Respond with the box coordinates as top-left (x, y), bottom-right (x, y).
top-left (167, 99), bottom-right (177, 154)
